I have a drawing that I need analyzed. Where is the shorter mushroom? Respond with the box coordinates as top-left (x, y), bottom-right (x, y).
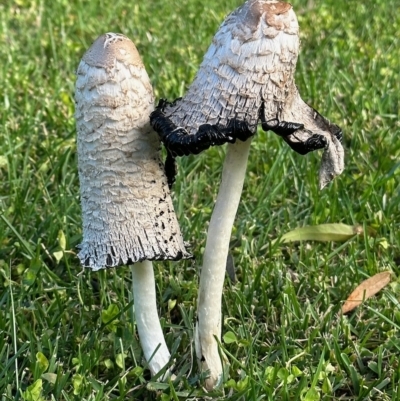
top-left (151, 0), bottom-right (344, 389)
top-left (75, 33), bottom-right (191, 378)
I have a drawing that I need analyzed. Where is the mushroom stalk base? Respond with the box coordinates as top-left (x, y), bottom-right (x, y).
top-left (195, 139), bottom-right (252, 390)
top-left (130, 261), bottom-right (172, 379)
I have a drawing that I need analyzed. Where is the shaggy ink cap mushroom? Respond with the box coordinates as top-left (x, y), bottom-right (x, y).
top-left (151, 0), bottom-right (344, 189)
top-left (149, 0), bottom-right (345, 389)
top-left (75, 33), bottom-right (192, 378)
top-left (75, 33), bottom-right (191, 271)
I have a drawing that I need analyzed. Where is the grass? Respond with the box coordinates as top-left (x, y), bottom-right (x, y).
top-left (0, 0), bottom-right (399, 399)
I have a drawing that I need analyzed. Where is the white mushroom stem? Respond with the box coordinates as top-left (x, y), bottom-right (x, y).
top-left (130, 261), bottom-right (172, 378)
top-left (195, 138), bottom-right (252, 389)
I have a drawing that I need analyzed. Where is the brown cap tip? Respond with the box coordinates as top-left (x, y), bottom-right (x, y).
top-left (82, 32), bottom-right (143, 69)
top-left (236, 0), bottom-right (295, 32)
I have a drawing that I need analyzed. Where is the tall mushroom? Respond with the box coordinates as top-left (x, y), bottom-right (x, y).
top-left (151, 0), bottom-right (344, 389)
top-left (75, 33), bottom-right (191, 378)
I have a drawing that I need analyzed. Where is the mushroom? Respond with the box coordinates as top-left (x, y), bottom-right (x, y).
top-left (150, 0), bottom-right (344, 389)
top-left (75, 33), bottom-right (191, 378)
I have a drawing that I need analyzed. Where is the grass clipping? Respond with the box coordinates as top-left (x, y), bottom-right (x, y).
top-left (342, 272), bottom-right (391, 314)
top-left (276, 223), bottom-right (372, 244)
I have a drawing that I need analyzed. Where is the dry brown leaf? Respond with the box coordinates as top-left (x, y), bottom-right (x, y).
top-left (342, 271), bottom-right (391, 314)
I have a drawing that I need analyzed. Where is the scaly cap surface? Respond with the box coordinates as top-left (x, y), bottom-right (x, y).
top-left (151, 1), bottom-right (344, 187)
top-left (75, 33), bottom-right (191, 270)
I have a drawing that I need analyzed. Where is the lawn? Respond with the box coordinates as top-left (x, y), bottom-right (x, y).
top-left (0, 0), bottom-right (399, 400)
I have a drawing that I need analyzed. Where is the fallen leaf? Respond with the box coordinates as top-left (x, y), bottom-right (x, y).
top-left (277, 223), bottom-right (375, 244)
top-left (341, 272), bottom-right (391, 314)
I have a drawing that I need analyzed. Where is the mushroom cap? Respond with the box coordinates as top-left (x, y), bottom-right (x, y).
top-left (82, 33), bottom-right (143, 69)
top-left (151, 0), bottom-right (344, 186)
top-left (160, 0), bottom-right (300, 136)
top-left (75, 33), bottom-right (191, 270)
